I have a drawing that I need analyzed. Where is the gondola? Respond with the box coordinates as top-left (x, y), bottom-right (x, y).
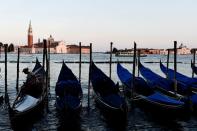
top-left (90, 62), bottom-right (128, 115)
top-left (55, 62), bottom-right (82, 112)
top-left (10, 59), bottom-right (46, 121)
top-left (139, 61), bottom-right (188, 96)
top-left (117, 63), bottom-right (185, 115)
top-left (160, 61), bottom-right (197, 91)
top-left (139, 62), bottom-right (197, 112)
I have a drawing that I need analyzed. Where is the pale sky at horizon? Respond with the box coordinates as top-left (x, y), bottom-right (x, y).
top-left (0, 0), bottom-right (197, 51)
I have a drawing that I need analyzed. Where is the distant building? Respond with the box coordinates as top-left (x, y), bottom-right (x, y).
top-left (32, 35), bottom-right (67, 53)
top-left (148, 49), bottom-right (161, 54)
top-left (20, 22), bottom-right (90, 54)
top-left (168, 44), bottom-right (191, 55)
top-left (66, 44), bottom-right (90, 54)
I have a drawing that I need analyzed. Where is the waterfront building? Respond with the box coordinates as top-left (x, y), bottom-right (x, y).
top-left (168, 44), bottom-right (191, 55)
top-left (66, 44), bottom-right (90, 54)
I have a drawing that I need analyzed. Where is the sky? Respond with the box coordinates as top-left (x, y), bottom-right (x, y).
top-left (0, 0), bottom-right (197, 51)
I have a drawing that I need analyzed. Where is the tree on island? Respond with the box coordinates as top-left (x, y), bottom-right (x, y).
top-left (8, 43), bottom-right (14, 52)
top-left (112, 47), bottom-right (118, 53)
top-left (0, 42), bottom-right (3, 47)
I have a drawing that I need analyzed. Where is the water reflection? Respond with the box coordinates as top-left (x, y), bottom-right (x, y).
top-left (56, 110), bottom-right (81, 131)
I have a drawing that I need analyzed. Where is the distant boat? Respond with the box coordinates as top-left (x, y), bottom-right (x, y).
top-left (115, 52), bottom-right (147, 57)
top-left (55, 62), bottom-right (82, 113)
top-left (10, 59), bottom-right (47, 121)
top-left (90, 62), bottom-right (128, 115)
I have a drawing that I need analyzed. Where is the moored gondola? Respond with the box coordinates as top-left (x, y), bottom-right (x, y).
top-left (10, 59), bottom-right (47, 121)
top-left (90, 62), bottom-right (128, 116)
top-left (139, 61), bottom-right (188, 96)
top-left (139, 62), bottom-right (197, 112)
top-left (117, 63), bottom-right (185, 116)
top-left (55, 62), bottom-right (82, 113)
top-left (160, 61), bottom-right (197, 91)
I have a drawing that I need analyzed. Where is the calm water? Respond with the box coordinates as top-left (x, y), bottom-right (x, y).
top-left (0, 53), bottom-right (197, 131)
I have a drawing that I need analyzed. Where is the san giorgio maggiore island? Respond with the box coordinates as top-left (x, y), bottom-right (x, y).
top-left (6, 22), bottom-right (90, 54)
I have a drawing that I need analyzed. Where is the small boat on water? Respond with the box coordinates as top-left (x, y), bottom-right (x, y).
top-left (55, 62), bottom-right (82, 113)
top-left (115, 52), bottom-right (147, 57)
top-left (117, 63), bottom-right (185, 115)
top-left (90, 62), bottom-right (128, 115)
top-left (10, 59), bottom-right (47, 121)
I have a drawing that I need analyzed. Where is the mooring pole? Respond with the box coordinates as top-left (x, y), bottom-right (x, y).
top-left (16, 48), bottom-right (20, 93)
top-left (192, 49), bottom-right (196, 78)
top-left (174, 41), bottom-right (177, 93)
top-left (166, 49), bottom-right (170, 78)
top-left (88, 43), bottom-right (92, 110)
top-left (43, 39), bottom-right (49, 112)
top-left (137, 49), bottom-right (140, 77)
top-left (43, 39), bottom-right (46, 71)
top-left (43, 40), bottom-right (47, 87)
top-left (79, 42), bottom-right (82, 83)
top-left (47, 41), bottom-right (50, 89)
top-left (132, 42), bottom-right (137, 102)
top-left (4, 44), bottom-right (9, 105)
top-left (109, 42), bottom-right (113, 79)
top-left (0, 45), bottom-right (1, 58)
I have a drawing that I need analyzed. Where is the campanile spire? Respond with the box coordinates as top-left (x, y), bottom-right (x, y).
top-left (28, 20), bottom-right (33, 47)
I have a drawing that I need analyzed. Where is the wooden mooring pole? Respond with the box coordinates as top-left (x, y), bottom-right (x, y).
top-left (43, 39), bottom-right (49, 111)
top-left (132, 42), bottom-right (137, 102)
top-left (43, 39), bottom-right (47, 70)
top-left (109, 42), bottom-right (113, 79)
top-left (137, 49), bottom-right (140, 77)
top-left (16, 48), bottom-right (20, 93)
top-left (166, 49), bottom-right (170, 78)
top-left (173, 41), bottom-right (177, 93)
top-left (4, 44), bottom-right (9, 105)
top-left (88, 43), bottom-right (92, 110)
top-left (192, 49), bottom-right (196, 78)
top-left (47, 41), bottom-right (50, 89)
top-left (79, 42), bottom-right (82, 83)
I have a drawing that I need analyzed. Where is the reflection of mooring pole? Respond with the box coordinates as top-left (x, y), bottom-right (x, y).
top-left (16, 48), bottom-right (20, 93)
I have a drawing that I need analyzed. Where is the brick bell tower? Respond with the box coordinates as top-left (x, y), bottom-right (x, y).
top-left (28, 21), bottom-right (33, 48)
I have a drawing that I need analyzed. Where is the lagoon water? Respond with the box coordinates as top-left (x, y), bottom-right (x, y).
top-left (0, 53), bottom-right (197, 130)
